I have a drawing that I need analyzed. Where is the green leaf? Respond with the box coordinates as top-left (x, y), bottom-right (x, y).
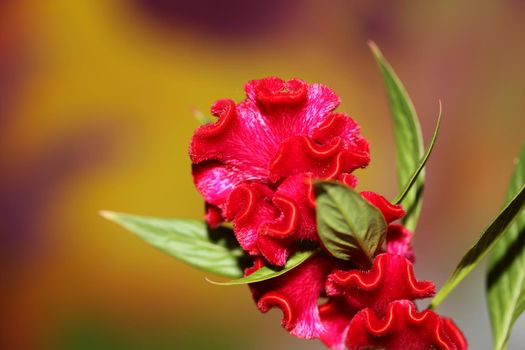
top-left (394, 101), bottom-right (442, 205)
top-left (369, 41), bottom-right (425, 232)
top-left (430, 182), bottom-right (525, 309)
top-left (100, 211), bottom-right (247, 278)
top-left (315, 181), bottom-right (387, 266)
top-left (206, 250), bottom-right (316, 285)
top-left (487, 143), bottom-right (525, 350)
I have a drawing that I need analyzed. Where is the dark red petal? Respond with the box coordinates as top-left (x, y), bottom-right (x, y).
top-left (361, 191), bottom-right (405, 223)
top-left (326, 253), bottom-right (435, 315)
top-left (204, 203), bottom-right (223, 228)
top-left (319, 299), bottom-right (355, 350)
top-left (387, 224), bottom-right (415, 262)
top-left (248, 256), bottom-right (333, 339)
top-left (346, 300), bottom-right (467, 350)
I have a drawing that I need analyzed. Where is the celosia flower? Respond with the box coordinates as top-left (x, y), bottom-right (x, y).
top-left (190, 77), bottom-right (467, 350)
top-left (190, 77), bottom-right (370, 265)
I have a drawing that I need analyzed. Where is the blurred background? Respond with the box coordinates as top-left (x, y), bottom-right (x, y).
top-left (1, 1), bottom-right (524, 349)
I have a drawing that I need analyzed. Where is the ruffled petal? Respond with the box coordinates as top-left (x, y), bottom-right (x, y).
top-left (313, 113), bottom-right (369, 153)
top-left (244, 78), bottom-right (340, 134)
top-left (326, 253), bottom-right (435, 315)
top-left (190, 99), bottom-right (274, 180)
top-left (225, 174), bottom-right (321, 266)
top-left (248, 256), bottom-right (332, 339)
top-left (271, 174), bottom-right (318, 242)
top-left (246, 77), bottom-right (308, 107)
top-left (318, 299), bottom-right (355, 350)
top-left (387, 224), bottom-right (415, 262)
top-left (226, 182), bottom-right (279, 256)
top-left (346, 300), bottom-right (467, 350)
top-left (191, 79), bottom-right (364, 186)
top-left (361, 191), bottom-right (405, 223)
top-left (269, 135), bottom-right (370, 181)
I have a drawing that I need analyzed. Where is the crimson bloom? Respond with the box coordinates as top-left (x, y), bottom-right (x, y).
top-left (189, 77), bottom-right (467, 349)
top-left (190, 77), bottom-right (370, 265)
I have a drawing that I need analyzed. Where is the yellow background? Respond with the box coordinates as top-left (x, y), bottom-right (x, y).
top-left (1, 1), bottom-right (524, 349)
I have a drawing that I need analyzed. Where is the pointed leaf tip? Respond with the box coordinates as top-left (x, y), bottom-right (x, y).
top-left (370, 42), bottom-right (425, 232)
top-left (100, 212), bottom-right (247, 278)
top-left (99, 210), bottom-right (117, 220)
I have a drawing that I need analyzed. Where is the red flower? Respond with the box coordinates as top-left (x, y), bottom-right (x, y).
top-left (191, 77), bottom-right (370, 265)
top-left (190, 77), bottom-right (467, 349)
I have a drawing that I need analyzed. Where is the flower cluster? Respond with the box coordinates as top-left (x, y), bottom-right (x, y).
top-left (190, 77), bottom-right (467, 349)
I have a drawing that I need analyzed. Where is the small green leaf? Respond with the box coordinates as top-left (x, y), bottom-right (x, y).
top-left (394, 102), bottom-right (442, 205)
top-left (487, 143), bottom-right (525, 350)
top-left (100, 211), bottom-right (247, 278)
top-left (193, 108), bottom-right (213, 125)
top-left (315, 181), bottom-right (387, 266)
top-left (369, 41), bottom-right (425, 232)
top-left (430, 183), bottom-right (525, 309)
top-left (207, 250), bottom-right (316, 285)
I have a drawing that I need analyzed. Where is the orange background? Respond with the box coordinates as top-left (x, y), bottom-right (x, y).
top-left (1, 1), bottom-right (524, 349)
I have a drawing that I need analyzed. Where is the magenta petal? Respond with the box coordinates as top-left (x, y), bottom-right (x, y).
top-left (319, 299), bottom-right (355, 350)
top-left (244, 78), bottom-right (340, 132)
top-left (387, 224), bottom-right (415, 262)
top-left (302, 83), bottom-right (341, 130)
top-left (191, 77), bottom-right (370, 218)
top-left (248, 256), bottom-right (332, 339)
top-left (257, 236), bottom-right (291, 267)
top-left (192, 161), bottom-right (246, 208)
